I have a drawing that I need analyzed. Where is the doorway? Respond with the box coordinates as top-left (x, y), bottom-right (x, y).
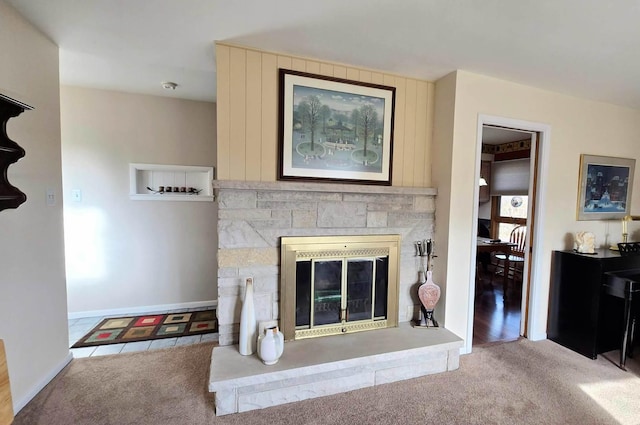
top-left (473, 126), bottom-right (533, 346)
top-left (464, 115), bottom-right (550, 354)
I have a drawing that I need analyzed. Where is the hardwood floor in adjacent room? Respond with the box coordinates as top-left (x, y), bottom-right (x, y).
top-left (473, 269), bottom-right (522, 346)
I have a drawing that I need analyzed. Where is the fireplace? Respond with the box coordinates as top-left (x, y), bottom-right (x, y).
top-left (209, 181), bottom-right (463, 416)
top-left (280, 235), bottom-right (400, 340)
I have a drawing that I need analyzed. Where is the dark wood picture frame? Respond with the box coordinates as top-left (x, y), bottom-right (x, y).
top-left (278, 69), bottom-right (395, 185)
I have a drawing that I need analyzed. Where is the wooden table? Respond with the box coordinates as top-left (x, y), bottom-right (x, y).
top-left (477, 237), bottom-right (517, 300)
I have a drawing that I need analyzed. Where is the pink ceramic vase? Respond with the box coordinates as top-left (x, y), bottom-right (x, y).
top-left (418, 271), bottom-right (440, 327)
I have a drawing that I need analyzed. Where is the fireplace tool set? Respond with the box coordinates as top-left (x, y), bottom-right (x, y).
top-left (415, 239), bottom-right (441, 328)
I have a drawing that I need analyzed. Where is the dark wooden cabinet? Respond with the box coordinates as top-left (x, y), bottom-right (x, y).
top-left (548, 249), bottom-right (640, 359)
top-left (0, 94), bottom-right (32, 211)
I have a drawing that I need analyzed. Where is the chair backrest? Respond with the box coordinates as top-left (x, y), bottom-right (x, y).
top-left (510, 225), bottom-right (527, 256)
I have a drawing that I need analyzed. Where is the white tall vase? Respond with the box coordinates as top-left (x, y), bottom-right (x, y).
top-left (239, 277), bottom-right (257, 355)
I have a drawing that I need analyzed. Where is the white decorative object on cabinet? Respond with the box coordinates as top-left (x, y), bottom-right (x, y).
top-left (129, 163), bottom-right (214, 201)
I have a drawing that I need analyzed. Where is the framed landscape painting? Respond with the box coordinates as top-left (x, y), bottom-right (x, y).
top-left (278, 69), bottom-right (395, 185)
top-left (577, 154), bottom-right (635, 220)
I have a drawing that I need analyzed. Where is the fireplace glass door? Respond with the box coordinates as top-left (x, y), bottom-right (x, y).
top-left (295, 256), bottom-right (389, 334)
top-left (281, 235), bottom-right (400, 341)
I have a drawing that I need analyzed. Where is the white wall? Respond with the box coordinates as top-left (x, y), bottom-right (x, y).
top-left (60, 86), bottom-right (218, 315)
top-left (432, 71), bottom-right (458, 325)
top-left (0, 0), bottom-right (71, 411)
top-left (434, 70), bottom-right (640, 350)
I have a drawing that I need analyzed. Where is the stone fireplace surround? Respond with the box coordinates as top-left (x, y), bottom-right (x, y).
top-left (210, 180), bottom-right (463, 415)
top-left (214, 180), bottom-right (438, 345)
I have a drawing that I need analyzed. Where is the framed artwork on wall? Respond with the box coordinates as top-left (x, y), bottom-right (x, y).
top-left (278, 69), bottom-right (395, 185)
top-left (577, 154), bottom-right (635, 220)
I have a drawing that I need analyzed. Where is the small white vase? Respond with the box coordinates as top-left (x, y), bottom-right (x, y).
top-left (239, 277), bottom-right (257, 355)
top-left (257, 326), bottom-right (284, 365)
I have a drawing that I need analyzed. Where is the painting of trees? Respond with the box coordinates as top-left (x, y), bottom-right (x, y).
top-left (351, 109), bottom-right (360, 140)
top-left (281, 69), bottom-right (395, 184)
top-left (297, 94), bottom-right (322, 151)
top-left (358, 104), bottom-right (378, 157)
top-left (321, 105), bottom-right (331, 133)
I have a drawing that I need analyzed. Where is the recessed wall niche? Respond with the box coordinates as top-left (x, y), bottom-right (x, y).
top-left (0, 94), bottom-right (32, 211)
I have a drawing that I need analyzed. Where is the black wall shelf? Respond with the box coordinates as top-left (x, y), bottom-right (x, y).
top-left (0, 93), bottom-right (32, 211)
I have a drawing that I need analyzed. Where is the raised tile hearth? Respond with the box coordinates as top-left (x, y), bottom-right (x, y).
top-left (208, 324), bottom-right (463, 416)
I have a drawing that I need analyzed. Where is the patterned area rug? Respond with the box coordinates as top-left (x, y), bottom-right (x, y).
top-left (71, 310), bottom-right (217, 348)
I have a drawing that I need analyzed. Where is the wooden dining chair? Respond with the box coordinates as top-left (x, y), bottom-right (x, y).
top-left (491, 225), bottom-right (527, 292)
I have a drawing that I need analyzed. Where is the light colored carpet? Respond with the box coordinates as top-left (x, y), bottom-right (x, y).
top-left (13, 339), bottom-right (640, 425)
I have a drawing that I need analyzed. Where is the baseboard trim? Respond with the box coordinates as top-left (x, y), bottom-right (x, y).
top-left (14, 351), bottom-right (73, 414)
top-left (528, 331), bottom-right (547, 342)
top-left (67, 300), bottom-right (218, 320)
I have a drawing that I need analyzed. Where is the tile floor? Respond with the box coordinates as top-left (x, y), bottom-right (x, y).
top-left (68, 306), bottom-right (219, 358)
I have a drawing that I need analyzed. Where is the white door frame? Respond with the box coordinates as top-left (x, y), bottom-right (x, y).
top-left (466, 114), bottom-right (551, 353)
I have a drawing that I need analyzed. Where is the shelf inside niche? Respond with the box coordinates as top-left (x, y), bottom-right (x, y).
top-left (129, 163), bottom-right (214, 201)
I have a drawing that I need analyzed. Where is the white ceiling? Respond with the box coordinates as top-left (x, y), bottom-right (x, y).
top-left (482, 126), bottom-right (532, 145)
top-left (7, 0), bottom-right (640, 108)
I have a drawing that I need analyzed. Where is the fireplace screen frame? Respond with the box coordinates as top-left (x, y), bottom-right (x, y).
top-left (280, 234), bottom-right (400, 341)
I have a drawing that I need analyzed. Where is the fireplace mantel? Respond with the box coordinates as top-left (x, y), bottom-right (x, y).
top-left (213, 179), bottom-right (436, 196)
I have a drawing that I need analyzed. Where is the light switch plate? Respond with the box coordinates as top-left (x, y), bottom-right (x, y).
top-left (46, 189), bottom-right (55, 206)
